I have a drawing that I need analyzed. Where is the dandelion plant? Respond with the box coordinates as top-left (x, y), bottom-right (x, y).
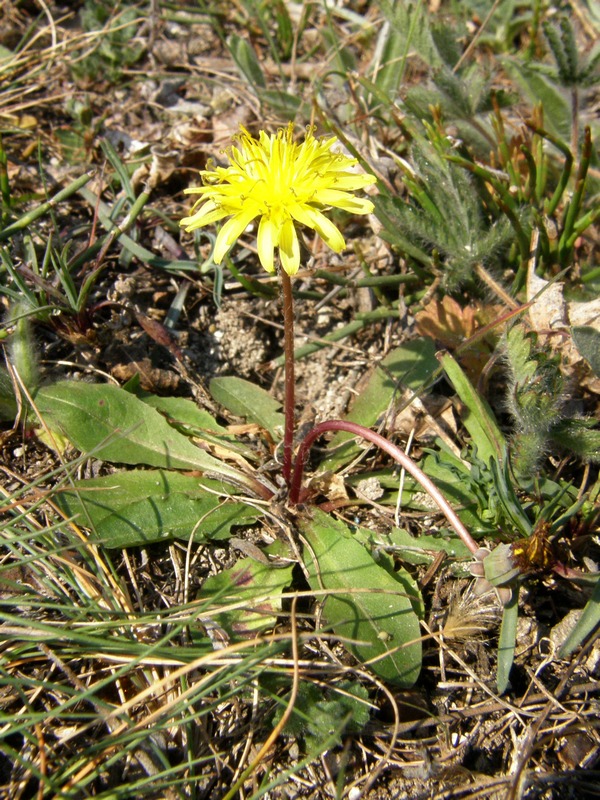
top-left (181, 124), bottom-right (376, 485)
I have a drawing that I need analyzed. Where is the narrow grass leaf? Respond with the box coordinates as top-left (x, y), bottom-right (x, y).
top-left (77, 185), bottom-right (199, 271)
top-left (441, 352), bottom-right (506, 466)
top-left (558, 579), bottom-right (600, 658)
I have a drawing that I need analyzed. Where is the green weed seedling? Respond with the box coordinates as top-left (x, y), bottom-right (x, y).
top-left (69, 0), bottom-right (146, 85)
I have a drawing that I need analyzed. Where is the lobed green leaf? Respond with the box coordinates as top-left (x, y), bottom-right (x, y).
top-left (209, 376), bottom-right (285, 440)
top-left (54, 470), bottom-right (262, 548)
top-left (200, 542), bottom-right (294, 637)
top-left (35, 381), bottom-right (250, 486)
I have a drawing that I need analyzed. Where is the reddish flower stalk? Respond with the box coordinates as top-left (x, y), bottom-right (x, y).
top-left (289, 420), bottom-right (479, 556)
top-left (281, 270), bottom-right (296, 486)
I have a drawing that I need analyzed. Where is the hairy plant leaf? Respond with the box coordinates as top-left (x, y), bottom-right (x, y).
top-left (322, 338), bottom-right (438, 472)
top-left (54, 470), bottom-right (261, 547)
top-left (501, 58), bottom-right (571, 141)
top-left (209, 376), bottom-right (285, 439)
top-left (301, 509), bottom-right (422, 687)
top-left (550, 418), bottom-right (600, 462)
top-left (200, 542), bottom-right (294, 637)
top-left (371, 194), bottom-right (432, 264)
top-left (276, 680), bottom-right (371, 748)
top-left (0, 366), bottom-right (17, 420)
top-left (35, 381), bottom-right (249, 485)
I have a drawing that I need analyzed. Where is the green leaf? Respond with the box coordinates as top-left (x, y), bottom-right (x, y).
top-left (371, 194), bottom-right (432, 264)
top-left (141, 394), bottom-right (256, 460)
top-left (501, 58), bottom-right (571, 141)
top-left (441, 352), bottom-right (506, 466)
top-left (140, 394), bottom-right (229, 434)
top-left (558, 579), bottom-right (600, 658)
top-left (0, 365), bottom-right (17, 420)
top-left (54, 129), bottom-right (88, 165)
top-left (277, 680), bottom-right (371, 748)
top-left (497, 588), bottom-right (519, 695)
top-left (300, 509), bottom-right (422, 687)
top-left (358, 524), bottom-right (472, 566)
top-left (421, 450), bottom-right (494, 535)
top-left (200, 542), bottom-right (294, 637)
top-left (35, 381), bottom-right (249, 485)
top-left (77, 186), bottom-right (199, 272)
top-left (209, 376), bottom-right (285, 439)
top-left (322, 338), bottom-right (438, 472)
top-left (550, 417), bottom-right (600, 462)
top-left (270, 0), bottom-right (294, 59)
top-left (54, 470), bottom-right (262, 548)
top-left (228, 34), bottom-right (266, 89)
top-left (572, 326), bottom-right (600, 377)
top-left (257, 88), bottom-right (303, 119)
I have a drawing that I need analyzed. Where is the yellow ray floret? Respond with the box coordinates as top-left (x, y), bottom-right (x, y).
top-left (180, 124), bottom-right (376, 276)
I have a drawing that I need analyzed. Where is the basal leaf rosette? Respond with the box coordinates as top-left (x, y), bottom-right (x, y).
top-left (180, 124), bottom-right (376, 276)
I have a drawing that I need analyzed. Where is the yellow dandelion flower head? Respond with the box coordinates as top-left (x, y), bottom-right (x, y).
top-left (180, 124), bottom-right (376, 276)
